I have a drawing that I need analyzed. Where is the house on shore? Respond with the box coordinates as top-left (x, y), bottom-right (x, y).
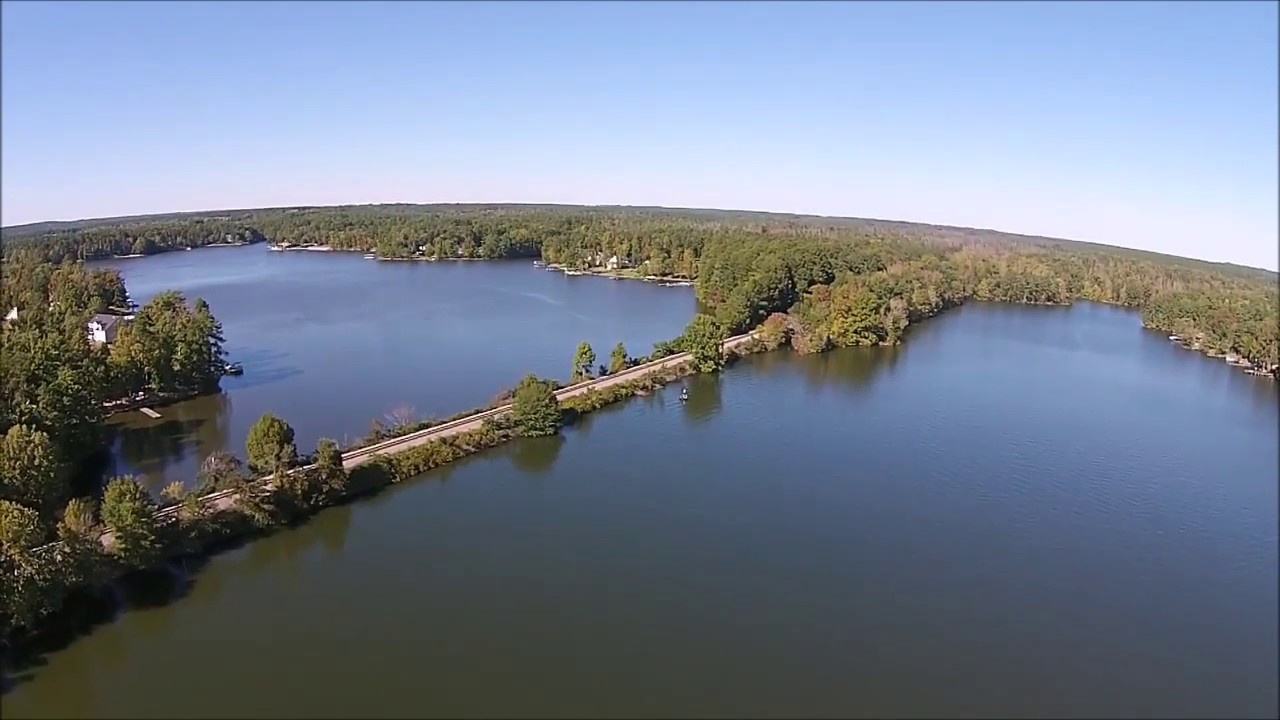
top-left (87, 313), bottom-right (128, 346)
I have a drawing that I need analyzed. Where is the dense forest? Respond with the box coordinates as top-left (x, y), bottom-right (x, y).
top-left (4, 204), bottom-right (1275, 368)
top-left (1, 219), bottom-right (265, 264)
top-left (1, 203), bottom-right (1276, 643)
top-left (0, 261), bottom-right (229, 625)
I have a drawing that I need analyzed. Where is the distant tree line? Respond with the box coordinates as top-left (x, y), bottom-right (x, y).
top-left (6, 205), bottom-right (1275, 367)
top-left (2, 220), bottom-right (265, 264)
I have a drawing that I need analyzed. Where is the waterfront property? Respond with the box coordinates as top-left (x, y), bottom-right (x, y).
top-left (86, 312), bottom-right (128, 345)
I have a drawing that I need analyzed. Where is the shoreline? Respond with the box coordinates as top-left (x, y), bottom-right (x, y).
top-left (8, 334), bottom-right (761, 655)
top-left (5, 284), bottom-right (1274, 657)
top-left (279, 247), bottom-right (695, 286)
top-left (102, 388), bottom-right (213, 418)
top-left (267, 244), bottom-right (335, 252)
top-left (541, 262), bottom-right (694, 286)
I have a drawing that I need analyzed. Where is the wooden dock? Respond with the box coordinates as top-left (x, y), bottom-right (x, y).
top-left (139, 407), bottom-right (162, 419)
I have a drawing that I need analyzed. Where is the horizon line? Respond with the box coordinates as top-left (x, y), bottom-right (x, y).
top-left (3, 200), bottom-right (1275, 274)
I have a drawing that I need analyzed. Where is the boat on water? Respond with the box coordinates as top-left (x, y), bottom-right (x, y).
top-left (533, 260), bottom-right (546, 267)
top-left (1169, 334), bottom-right (1181, 341)
top-left (363, 253), bottom-right (376, 260)
top-left (680, 388), bottom-right (689, 403)
top-left (223, 362), bottom-right (245, 376)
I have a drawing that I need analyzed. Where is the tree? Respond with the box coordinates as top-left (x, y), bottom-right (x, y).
top-left (0, 499), bottom-right (45, 556)
top-left (827, 284), bottom-right (885, 347)
top-left (0, 424), bottom-right (64, 517)
top-left (609, 342), bottom-right (629, 373)
top-left (384, 405), bottom-right (417, 432)
top-left (682, 314), bottom-right (727, 373)
top-left (0, 321), bottom-right (107, 462)
top-left (192, 297), bottom-right (227, 386)
top-left (160, 481), bottom-right (188, 507)
top-left (195, 450), bottom-right (248, 494)
top-left (511, 374), bottom-right (562, 437)
top-left (57, 497), bottom-right (98, 543)
top-left (232, 474), bottom-right (276, 528)
top-left (313, 438), bottom-right (348, 500)
top-left (0, 500), bottom-right (58, 635)
top-left (245, 413), bottom-right (297, 475)
top-left (162, 481), bottom-right (211, 549)
top-left (572, 341), bottom-right (596, 381)
top-left (108, 291), bottom-right (228, 396)
top-left (57, 497), bottom-right (103, 587)
top-left (100, 476), bottom-right (161, 568)
top-left (758, 313), bottom-right (791, 351)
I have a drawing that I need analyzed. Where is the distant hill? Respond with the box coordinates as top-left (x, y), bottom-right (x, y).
top-left (3, 202), bottom-right (1274, 281)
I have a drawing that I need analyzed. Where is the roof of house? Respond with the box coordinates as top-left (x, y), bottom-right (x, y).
top-left (90, 313), bottom-right (125, 330)
top-left (89, 313), bottom-right (127, 341)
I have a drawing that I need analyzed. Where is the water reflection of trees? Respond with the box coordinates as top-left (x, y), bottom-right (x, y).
top-left (681, 374), bottom-right (723, 424)
top-left (568, 398), bottom-right (637, 442)
top-left (242, 504), bottom-right (355, 575)
top-left (107, 392), bottom-right (232, 489)
top-left (506, 435), bottom-right (565, 475)
top-left (794, 345), bottom-right (903, 393)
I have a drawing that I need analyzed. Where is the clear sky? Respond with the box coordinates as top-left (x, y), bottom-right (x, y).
top-left (2, 1), bottom-right (1276, 269)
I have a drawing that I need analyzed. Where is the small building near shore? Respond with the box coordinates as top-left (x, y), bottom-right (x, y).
top-left (3, 307), bottom-right (16, 323)
top-left (87, 313), bottom-right (127, 345)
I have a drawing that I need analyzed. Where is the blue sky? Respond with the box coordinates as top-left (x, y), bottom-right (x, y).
top-left (3, 1), bottom-right (1276, 269)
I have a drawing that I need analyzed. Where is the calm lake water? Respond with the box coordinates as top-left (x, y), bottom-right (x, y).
top-left (5, 249), bottom-right (1277, 718)
top-left (92, 245), bottom-right (698, 492)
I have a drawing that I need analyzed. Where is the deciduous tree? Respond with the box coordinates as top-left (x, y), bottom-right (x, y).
top-left (100, 476), bottom-right (161, 568)
top-left (0, 424), bottom-right (64, 518)
top-left (572, 342), bottom-right (596, 381)
top-left (512, 374), bottom-right (562, 437)
top-left (682, 314), bottom-right (727, 373)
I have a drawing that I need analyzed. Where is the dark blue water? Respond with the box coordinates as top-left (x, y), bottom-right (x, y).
top-left (8, 271), bottom-right (1275, 718)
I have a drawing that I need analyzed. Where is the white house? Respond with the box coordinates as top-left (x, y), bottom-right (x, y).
top-left (87, 313), bottom-right (127, 345)
top-left (606, 255), bottom-right (633, 271)
top-left (3, 307), bottom-right (16, 323)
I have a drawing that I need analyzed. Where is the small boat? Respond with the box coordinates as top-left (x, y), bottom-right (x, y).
top-left (680, 388), bottom-right (689, 403)
top-left (223, 362), bottom-right (244, 376)
top-left (363, 253), bottom-right (377, 260)
top-left (1168, 335), bottom-right (1181, 341)
top-left (533, 260), bottom-right (546, 267)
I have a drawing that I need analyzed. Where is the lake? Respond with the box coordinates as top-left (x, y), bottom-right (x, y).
top-left (4, 249), bottom-right (1277, 718)
top-left (92, 245), bottom-right (698, 493)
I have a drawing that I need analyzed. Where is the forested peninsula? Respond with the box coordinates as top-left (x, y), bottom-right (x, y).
top-left (6, 203), bottom-right (1275, 367)
top-left (1, 204), bottom-right (1276, 647)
